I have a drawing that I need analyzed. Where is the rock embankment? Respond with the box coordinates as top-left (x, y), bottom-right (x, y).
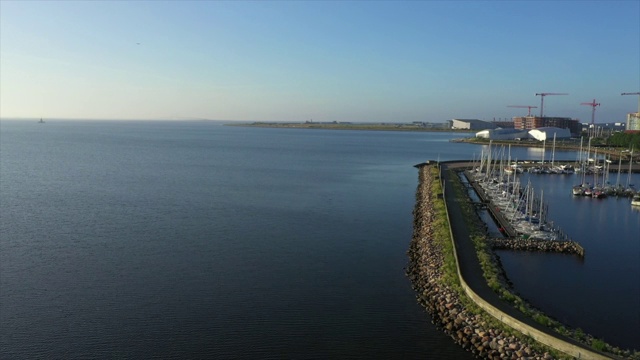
top-left (490, 239), bottom-right (584, 257)
top-left (406, 165), bottom-right (557, 359)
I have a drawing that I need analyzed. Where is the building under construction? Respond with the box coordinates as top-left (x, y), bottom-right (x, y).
top-left (627, 112), bottom-right (640, 132)
top-left (513, 116), bottom-right (581, 136)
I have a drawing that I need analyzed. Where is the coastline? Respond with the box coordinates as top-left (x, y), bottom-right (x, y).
top-left (227, 122), bottom-right (636, 161)
top-left (225, 121), bottom-right (475, 133)
top-left (407, 164), bottom-right (561, 359)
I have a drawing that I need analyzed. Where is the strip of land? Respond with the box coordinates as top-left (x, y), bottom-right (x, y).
top-left (407, 161), bottom-right (630, 359)
top-left (226, 121), bottom-right (469, 132)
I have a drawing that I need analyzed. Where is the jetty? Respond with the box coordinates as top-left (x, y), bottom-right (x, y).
top-left (408, 161), bottom-right (619, 359)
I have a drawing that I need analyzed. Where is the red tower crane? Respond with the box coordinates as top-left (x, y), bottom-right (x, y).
top-left (580, 99), bottom-right (601, 125)
top-left (507, 105), bottom-right (538, 117)
top-left (535, 92), bottom-right (568, 117)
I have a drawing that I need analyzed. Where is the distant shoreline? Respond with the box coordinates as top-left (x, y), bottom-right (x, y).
top-left (226, 122), bottom-right (635, 160)
top-left (225, 121), bottom-right (475, 133)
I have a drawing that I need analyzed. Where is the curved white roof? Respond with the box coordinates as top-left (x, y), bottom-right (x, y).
top-left (528, 127), bottom-right (571, 141)
top-left (476, 128), bottom-right (530, 140)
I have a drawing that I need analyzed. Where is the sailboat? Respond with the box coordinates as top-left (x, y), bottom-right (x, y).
top-left (624, 147), bottom-right (636, 197)
top-left (38, 118), bottom-right (45, 123)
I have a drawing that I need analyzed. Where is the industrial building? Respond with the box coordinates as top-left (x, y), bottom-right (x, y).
top-left (475, 128), bottom-right (529, 140)
top-left (528, 127), bottom-right (571, 141)
top-left (450, 119), bottom-right (497, 130)
top-left (475, 127), bottom-right (571, 141)
top-left (513, 116), bottom-right (581, 136)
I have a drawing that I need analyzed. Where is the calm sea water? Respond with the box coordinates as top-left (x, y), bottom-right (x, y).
top-left (0, 120), bottom-right (475, 359)
top-left (1, 120), bottom-right (637, 358)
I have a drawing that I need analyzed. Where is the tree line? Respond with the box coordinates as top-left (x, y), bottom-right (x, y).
top-left (605, 132), bottom-right (640, 149)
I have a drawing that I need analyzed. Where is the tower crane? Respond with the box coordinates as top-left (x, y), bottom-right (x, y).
top-left (580, 99), bottom-right (601, 125)
top-left (535, 92), bottom-right (568, 117)
top-left (621, 92), bottom-right (640, 114)
top-left (507, 105), bottom-right (538, 117)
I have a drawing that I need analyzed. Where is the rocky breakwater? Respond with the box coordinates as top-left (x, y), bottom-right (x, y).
top-left (407, 165), bottom-right (557, 359)
top-left (490, 239), bottom-right (585, 257)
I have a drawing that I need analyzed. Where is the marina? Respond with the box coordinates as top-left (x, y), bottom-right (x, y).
top-left (464, 166), bottom-right (585, 257)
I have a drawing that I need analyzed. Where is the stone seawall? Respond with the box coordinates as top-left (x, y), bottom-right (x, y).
top-left (489, 239), bottom-right (585, 257)
top-left (406, 165), bottom-right (557, 359)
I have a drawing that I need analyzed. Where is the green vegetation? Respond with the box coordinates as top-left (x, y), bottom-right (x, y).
top-left (592, 339), bottom-right (607, 352)
top-left (428, 167), bottom-right (462, 291)
top-left (426, 166), bottom-right (569, 359)
top-left (606, 132), bottom-right (640, 149)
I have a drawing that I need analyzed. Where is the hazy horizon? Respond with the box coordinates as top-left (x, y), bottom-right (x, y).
top-left (1, 1), bottom-right (638, 123)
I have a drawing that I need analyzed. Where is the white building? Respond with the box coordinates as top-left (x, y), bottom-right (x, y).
top-left (475, 128), bottom-right (530, 140)
top-left (527, 127), bottom-right (571, 141)
top-left (451, 119), bottom-right (496, 130)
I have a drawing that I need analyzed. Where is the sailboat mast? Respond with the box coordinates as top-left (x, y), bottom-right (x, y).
top-left (551, 133), bottom-right (556, 168)
top-left (616, 155), bottom-right (622, 188)
top-left (627, 147), bottom-right (634, 188)
top-left (594, 148), bottom-right (598, 187)
top-left (577, 136), bottom-right (583, 166)
top-left (539, 189), bottom-right (544, 229)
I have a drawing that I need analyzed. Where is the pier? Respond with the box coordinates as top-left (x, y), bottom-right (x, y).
top-left (416, 160), bottom-right (592, 255)
top-left (408, 162), bottom-right (615, 359)
top-left (464, 168), bottom-right (585, 257)
top-left (466, 172), bottom-right (518, 238)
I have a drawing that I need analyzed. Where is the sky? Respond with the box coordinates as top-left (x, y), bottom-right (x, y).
top-left (1, 1), bottom-right (639, 123)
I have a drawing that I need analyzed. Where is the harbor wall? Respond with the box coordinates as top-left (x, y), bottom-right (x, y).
top-left (438, 163), bottom-right (613, 359)
top-left (408, 163), bottom-right (615, 359)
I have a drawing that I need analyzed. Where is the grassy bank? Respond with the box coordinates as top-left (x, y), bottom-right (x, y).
top-left (425, 166), bottom-right (570, 359)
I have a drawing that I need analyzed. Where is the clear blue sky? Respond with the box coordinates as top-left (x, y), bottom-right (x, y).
top-left (1, 0), bottom-right (638, 123)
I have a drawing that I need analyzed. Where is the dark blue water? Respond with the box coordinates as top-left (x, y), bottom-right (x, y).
top-left (1, 121), bottom-right (637, 358)
top-left (0, 120), bottom-right (475, 359)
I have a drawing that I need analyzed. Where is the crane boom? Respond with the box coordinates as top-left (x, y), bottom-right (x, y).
top-left (622, 92), bottom-right (640, 113)
top-left (535, 92), bottom-right (568, 117)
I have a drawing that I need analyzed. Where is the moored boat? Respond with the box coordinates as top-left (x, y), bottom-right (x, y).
top-left (592, 187), bottom-right (606, 198)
